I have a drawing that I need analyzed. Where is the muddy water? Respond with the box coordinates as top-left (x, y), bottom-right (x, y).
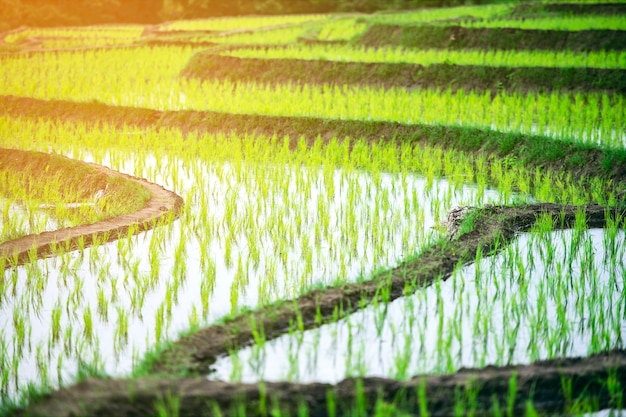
top-left (0, 155), bottom-right (507, 400)
top-left (208, 228), bottom-right (626, 383)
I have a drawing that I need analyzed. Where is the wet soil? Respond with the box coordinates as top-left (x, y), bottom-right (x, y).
top-left (0, 148), bottom-right (183, 267)
top-left (359, 25), bottom-right (626, 51)
top-left (13, 333), bottom-right (626, 416)
top-left (182, 52), bottom-right (626, 94)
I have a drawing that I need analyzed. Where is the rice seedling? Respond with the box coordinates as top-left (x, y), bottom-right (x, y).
top-left (206, 25), bottom-right (316, 45)
top-left (366, 4), bottom-right (511, 25)
top-left (458, 15), bottom-right (626, 31)
top-left (316, 18), bottom-right (368, 41)
top-left (0, 5), bottom-right (624, 415)
top-left (161, 14), bottom-right (328, 32)
top-left (4, 113), bottom-right (552, 399)
top-left (222, 44), bottom-right (626, 69)
top-left (3, 26), bottom-right (145, 44)
top-left (2, 46), bottom-right (624, 146)
top-left (208, 226), bottom-right (626, 383)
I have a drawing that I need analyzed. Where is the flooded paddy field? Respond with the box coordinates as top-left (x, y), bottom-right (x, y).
top-left (1, 1), bottom-right (626, 416)
top-left (1, 124), bottom-right (515, 398)
top-left (209, 228), bottom-right (626, 383)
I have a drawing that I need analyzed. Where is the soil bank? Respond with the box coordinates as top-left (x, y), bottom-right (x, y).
top-left (182, 52), bottom-right (626, 94)
top-left (358, 25), bottom-right (626, 51)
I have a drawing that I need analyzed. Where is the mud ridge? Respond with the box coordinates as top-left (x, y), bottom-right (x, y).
top-left (0, 148), bottom-right (184, 268)
top-left (182, 53), bottom-right (626, 94)
top-left (358, 25), bottom-right (626, 51)
top-left (13, 335), bottom-right (626, 416)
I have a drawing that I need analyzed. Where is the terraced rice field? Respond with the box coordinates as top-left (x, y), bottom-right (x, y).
top-left (1, 2), bottom-right (626, 416)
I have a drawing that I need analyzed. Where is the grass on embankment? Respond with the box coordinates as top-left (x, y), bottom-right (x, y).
top-left (0, 148), bottom-right (150, 240)
top-left (358, 25), bottom-right (626, 51)
top-left (182, 53), bottom-right (626, 94)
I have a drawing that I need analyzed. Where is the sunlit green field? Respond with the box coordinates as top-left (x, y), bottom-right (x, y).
top-left (1, 1), bottom-right (626, 416)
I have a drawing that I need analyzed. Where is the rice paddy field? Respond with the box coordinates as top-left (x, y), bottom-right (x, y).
top-left (1, 1), bottom-right (626, 416)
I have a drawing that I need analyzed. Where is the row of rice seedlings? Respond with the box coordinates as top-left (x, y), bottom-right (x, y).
top-left (0, 169), bottom-right (112, 242)
top-left (316, 18), bottom-right (368, 41)
top-left (2, 116), bottom-right (609, 207)
top-left (206, 25), bottom-right (315, 45)
top-left (223, 44), bottom-right (626, 69)
top-left (2, 46), bottom-right (623, 146)
top-left (204, 376), bottom-right (622, 417)
top-left (3, 26), bottom-right (145, 44)
top-left (162, 14), bottom-right (329, 32)
top-left (37, 37), bottom-right (140, 50)
top-left (144, 32), bottom-right (219, 44)
top-left (365, 4), bottom-right (511, 25)
top-left (0, 45), bottom-right (199, 105)
top-left (209, 218), bottom-right (626, 385)
top-left (0, 198), bottom-right (57, 243)
top-left (52, 3), bottom-right (524, 39)
top-left (178, 81), bottom-right (626, 147)
top-left (458, 15), bottom-right (626, 31)
top-left (3, 111), bottom-right (607, 400)
top-left (196, 3), bottom-right (620, 47)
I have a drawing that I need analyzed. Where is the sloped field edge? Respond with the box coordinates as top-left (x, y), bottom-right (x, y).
top-left (0, 148), bottom-right (184, 267)
top-left (358, 25), bottom-right (626, 51)
top-left (182, 52), bottom-right (626, 94)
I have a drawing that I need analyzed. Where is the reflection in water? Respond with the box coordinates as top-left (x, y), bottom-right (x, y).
top-left (209, 228), bottom-right (626, 383)
top-left (0, 155), bottom-right (505, 399)
top-left (0, 199), bottom-right (59, 242)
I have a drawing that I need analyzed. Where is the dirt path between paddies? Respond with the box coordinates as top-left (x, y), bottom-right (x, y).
top-left (0, 150), bottom-right (183, 268)
top-left (14, 347), bottom-right (626, 416)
